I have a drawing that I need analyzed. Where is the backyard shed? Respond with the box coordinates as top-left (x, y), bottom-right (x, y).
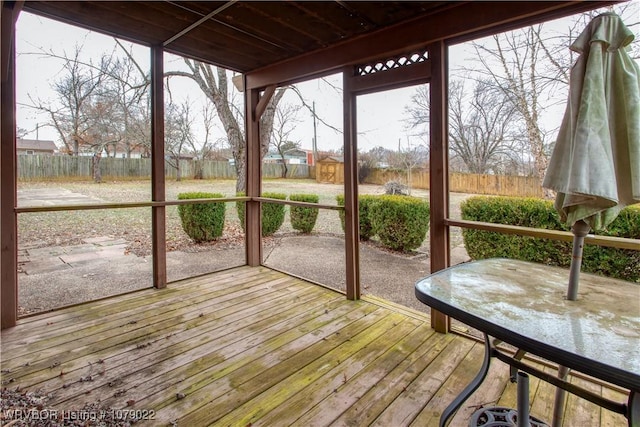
top-left (316, 156), bottom-right (344, 184)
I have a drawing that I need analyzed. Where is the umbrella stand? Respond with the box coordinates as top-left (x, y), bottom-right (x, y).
top-left (566, 219), bottom-right (590, 301)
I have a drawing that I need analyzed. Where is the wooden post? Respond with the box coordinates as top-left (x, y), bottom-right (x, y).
top-left (429, 41), bottom-right (450, 333)
top-left (343, 67), bottom-right (360, 300)
top-left (150, 45), bottom-right (166, 288)
top-left (1, 1), bottom-right (20, 329)
top-left (245, 86), bottom-right (262, 266)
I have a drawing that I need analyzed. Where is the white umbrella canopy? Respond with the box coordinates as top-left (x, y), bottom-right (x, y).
top-left (543, 12), bottom-right (640, 230)
top-left (543, 12), bottom-right (640, 300)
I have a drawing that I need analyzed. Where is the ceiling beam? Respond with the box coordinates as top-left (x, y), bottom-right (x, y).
top-left (245, 1), bottom-right (614, 90)
top-left (163, 0), bottom-right (238, 46)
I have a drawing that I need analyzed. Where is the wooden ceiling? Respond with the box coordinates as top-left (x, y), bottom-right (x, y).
top-left (21, 1), bottom-right (449, 72)
top-left (21, 1), bottom-right (612, 84)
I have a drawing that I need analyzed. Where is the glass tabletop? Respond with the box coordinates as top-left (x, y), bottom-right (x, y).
top-left (415, 258), bottom-right (640, 392)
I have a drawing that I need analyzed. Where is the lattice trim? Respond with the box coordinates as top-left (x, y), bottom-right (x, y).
top-left (355, 50), bottom-right (429, 76)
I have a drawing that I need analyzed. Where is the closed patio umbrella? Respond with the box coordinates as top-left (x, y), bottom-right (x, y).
top-left (542, 12), bottom-right (640, 301)
top-left (542, 13), bottom-right (639, 426)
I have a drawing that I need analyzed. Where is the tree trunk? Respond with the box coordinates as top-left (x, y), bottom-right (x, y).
top-left (175, 62), bottom-right (289, 194)
top-left (232, 129), bottom-right (247, 194)
top-left (194, 159), bottom-right (204, 179)
top-left (92, 153), bottom-right (102, 183)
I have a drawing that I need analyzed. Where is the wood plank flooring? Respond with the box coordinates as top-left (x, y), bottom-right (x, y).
top-left (1, 266), bottom-right (628, 426)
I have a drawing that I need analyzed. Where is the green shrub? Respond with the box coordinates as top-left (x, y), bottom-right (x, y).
top-left (177, 192), bottom-right (226, 243)
top-left (460, 196), bottom-right (640, 282)
top-left (369, 195), bottom-right (430, 251)
top-left (289, 193), bottom-right (319, 233)
top-left (336, 194), bottom-right (378, 240)
top-left (236, 191), bottom-right (286, 236)
top-left (261, 192), bottom-right (287, 236)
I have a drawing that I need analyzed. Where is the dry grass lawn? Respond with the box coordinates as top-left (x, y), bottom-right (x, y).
top-left (17, 179), bottom-right (471, 256)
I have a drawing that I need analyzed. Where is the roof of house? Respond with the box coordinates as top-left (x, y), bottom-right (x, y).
top-left (318, 156), bottom-right (344, 163)
top-left (16, 139), bottom-right (57, 152)
top-left (284, 149), bottom-right (309, 157)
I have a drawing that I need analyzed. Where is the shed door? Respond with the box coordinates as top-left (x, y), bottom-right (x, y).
top-left (321, 163), bottom-right (336, 183)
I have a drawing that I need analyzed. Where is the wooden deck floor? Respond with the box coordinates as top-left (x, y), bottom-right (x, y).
top-left (1, 266), bottom-right (627, 426)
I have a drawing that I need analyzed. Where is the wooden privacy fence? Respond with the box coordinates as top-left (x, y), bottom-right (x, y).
top-left (17, 155), bottom-right (311, 181)
top-left (366, 168), bottom-right (544, 197)
top-left (18, 155), bottom-right (543, 197)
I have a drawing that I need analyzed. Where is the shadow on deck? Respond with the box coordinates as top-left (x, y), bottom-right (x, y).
top-left (0, 267), bottom-right (627, 426)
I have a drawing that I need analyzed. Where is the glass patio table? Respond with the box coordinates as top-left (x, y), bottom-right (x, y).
top-left (415, 258), bottom-right (640, 427)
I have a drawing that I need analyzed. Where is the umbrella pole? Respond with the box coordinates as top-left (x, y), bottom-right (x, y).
top-left (554, 220), bottom-right (590, 423)
top-left (567, 219), bottom-right (590, 301)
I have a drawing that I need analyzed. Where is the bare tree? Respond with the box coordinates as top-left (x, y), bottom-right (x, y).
top-left (400, 84), bottom-right (432, 191)
top-left (357, 146), bottom-right (385, 184)
top-left (16, 127), bottom-right (29, 138)
top-left (448, 80), bottom-right (522, 174)
top-left (104, 41), bottom-right (151, 158)
top-left (25, 37), bottom-right (337, 189)
top-left (270, 102), bottom-right (302, 178)
top-left (83, 95), bottom-right (122, 182)
top-left (471, 27), bottom-right (553, 185)
top-left (405, 79), bottom-right (522, 175)
top-left (164, 101), bottom-right (194, 181)
top-left (188, 103), bottom-right (218, 179)
top-left (29, 45), bottom-right (107, 156)
top-left (466, 4), bottom-right (639, 190)
top-left (390, 137), bottom-right (428, 195)
top-left (403, 84), bottom-right (430, 141)
top-left (167, 60), bottom-right (287, 193)
top-left (25, 39), bottom-right (151, 166)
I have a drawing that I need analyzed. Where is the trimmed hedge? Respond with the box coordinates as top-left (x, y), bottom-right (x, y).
top-left (261, 192), bottom-right (287, 236)
top-left (336, 194), bottom-right (378, 240)
top-left (177, 192), bottom-right (225, 243)
top-left (289, 193), bottom-right (319, 233)
top-left (236, 191), bottom-right (287, 236)
top-left (369, 195), bottom-right (430, 251)
top-left (460, 196), bottom-right (640, 282)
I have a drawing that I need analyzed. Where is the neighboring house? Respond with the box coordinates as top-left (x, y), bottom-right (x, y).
top-left (263, 152), bottom-right (285, 164)
top-left (74, 142), bottom-right (149, 158)
top-left (288, 149), bottom-right (315, 166)
top-left (16, 138), bottom-right (57, 155)
top-left (108, 142), bottom-right (148, 159)
top-left (263, 149), bottom-right (314, 165)
top-left (206, 149), bottom-right (234, 162)
top-left (165, 153), bottom-right (195, 161)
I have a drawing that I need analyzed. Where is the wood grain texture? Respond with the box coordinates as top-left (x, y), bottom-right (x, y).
top-left (0, 267), bottom-right (626, 426)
